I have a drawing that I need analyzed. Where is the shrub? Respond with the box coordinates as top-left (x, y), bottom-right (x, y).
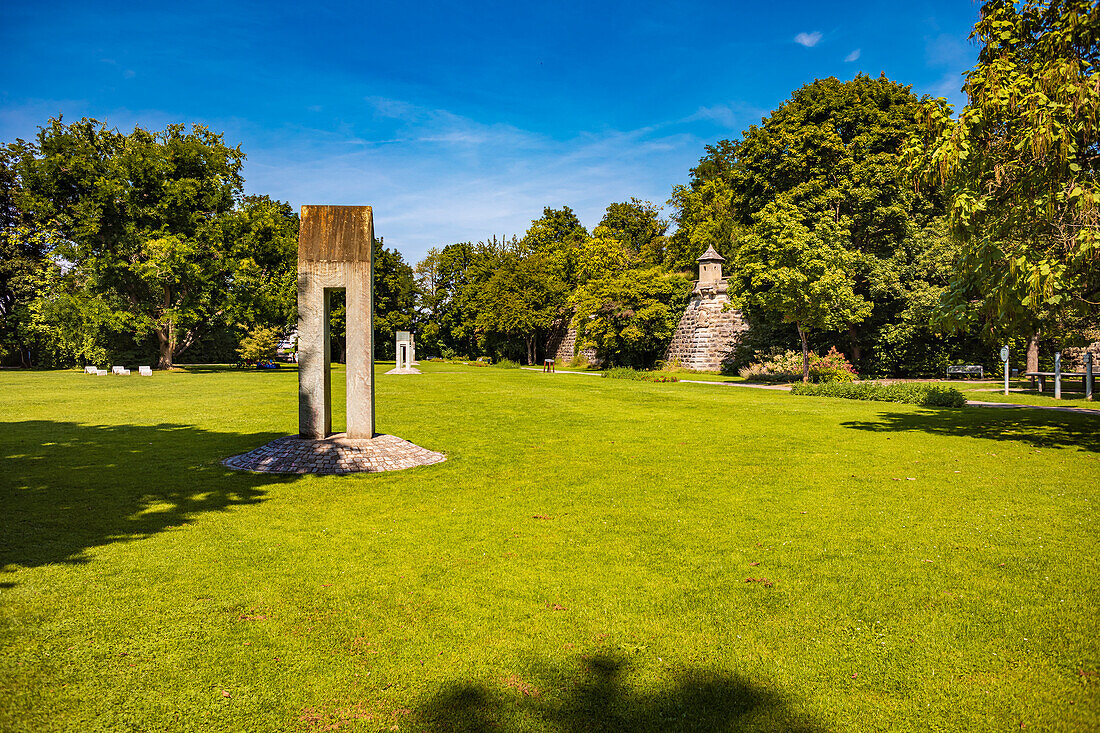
top-left (567, 354), bottom-right (590, 369)
top-left (494, 358), bottom-right (521, 369)
top-left (237, 326), bottom-right (279, 363)
top-left (740, 347), bottom-right (857, 383)
top-left (790, 381), bottom-right (967, 408)
top-left (603, 367), bottom-right (679, 383)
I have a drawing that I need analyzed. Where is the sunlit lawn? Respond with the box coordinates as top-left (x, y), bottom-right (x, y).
top-left (1, 363), bottom-right (1097, 731)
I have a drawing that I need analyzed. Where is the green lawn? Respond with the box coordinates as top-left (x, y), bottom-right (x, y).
top-left (1, 364), bottom-right (1097, 731)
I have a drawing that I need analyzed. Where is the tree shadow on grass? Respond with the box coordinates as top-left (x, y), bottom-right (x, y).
top-left (0, 420), bottom-right (294, 580)
top-left (841, 406), bottom-right (1100, 453)
top-left (414, 653), bottom-right (822, 732)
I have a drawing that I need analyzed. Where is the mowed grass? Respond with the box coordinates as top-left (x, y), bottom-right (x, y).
top-left (1, 364), bottom-right (1097, 732)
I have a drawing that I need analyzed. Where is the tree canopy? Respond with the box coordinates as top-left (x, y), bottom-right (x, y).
top-left (908, 0), bottom-right (1099, 337)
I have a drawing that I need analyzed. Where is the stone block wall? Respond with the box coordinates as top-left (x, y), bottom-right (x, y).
top-left (664, 301), bottom-right (748, 372)
top-left (546, 317), bottom-right (600, 365)
top-left (1063, 342), bottom-right (1100, 371)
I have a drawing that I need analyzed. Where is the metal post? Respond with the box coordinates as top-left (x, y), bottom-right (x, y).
top-left (1087, 352), bottom-right (1094, 401)
top-left (1004, 356), bottom-right (1010, 396)
top-left (1054, 351), bottom-right (1061, 400)
top-left (1001, 345), bottom-right (1010, 396)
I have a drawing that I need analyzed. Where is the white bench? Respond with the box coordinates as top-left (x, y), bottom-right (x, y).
top-left (95, 369), bottom-right (108, 376)
top-left (84, 366), bottom-right (98, 374)
top-left (138, 366), bottom-right (153, 376)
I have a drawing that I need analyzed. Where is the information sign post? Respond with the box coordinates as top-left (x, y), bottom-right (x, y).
top-left (1000, 345), bottom-right (1010, 396)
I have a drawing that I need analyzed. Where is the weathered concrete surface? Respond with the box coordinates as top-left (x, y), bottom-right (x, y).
top-left (298, 205), bottom-right (375, 439)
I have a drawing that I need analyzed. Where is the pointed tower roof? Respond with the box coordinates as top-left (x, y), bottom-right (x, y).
top-left (697, 244), bottom-right (725, 263)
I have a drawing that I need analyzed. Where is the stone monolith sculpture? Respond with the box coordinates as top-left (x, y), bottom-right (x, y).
top-left (297, 205), bottom-right (375, 439)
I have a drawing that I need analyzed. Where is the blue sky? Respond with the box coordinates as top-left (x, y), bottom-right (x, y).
top-left (1, 0), bottom-right (980, 264)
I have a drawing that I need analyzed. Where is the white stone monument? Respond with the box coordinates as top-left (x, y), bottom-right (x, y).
top-left (386, 330), bottom-right (421, 374)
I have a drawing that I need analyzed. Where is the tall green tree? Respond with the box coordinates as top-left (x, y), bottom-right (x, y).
top-left (0, 150), bottom-right (54, 366)
top-left (570, 268), bottom-right (692, 368)
top-left (672, 75), bottom-right (957, 374)
top-left (908, 0), bottom-right (1100, 339)
top-left (5, 117), bottom-right (246, 368)
top-left (373, 239), bottom-right (417, 359)
top-left (734, 205), bottom-right (872, 381)
top-left (598, 198), bottom-right (669, 266)
top-left (477, 249), bottom-right (568, 364)
top-left (222, 195), bottom-right (299, 332)
top-left (519, 206), bottom-right (589, 286)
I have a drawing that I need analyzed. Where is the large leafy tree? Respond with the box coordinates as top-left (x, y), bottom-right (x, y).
top-left (598, 198), bottom-right (669, 266)
top-left (570, 268), bottom-right (692, 368)
top-left (221, 195), bottom-right (299, 332)
top-left (519, 206), bottom-right (588, 286)
top-left (672, 75), bottom-right (956, 374)
top-left (908, 0), bottom-right (1099, 341)
top-left (0, 150), bottom-right (55, 366)
top-left (6, 117), bottom-right (246, 368)
top-left (734, 205), bottom-right (872, 381)
top-left (477, 249), bottom-right (568, 364)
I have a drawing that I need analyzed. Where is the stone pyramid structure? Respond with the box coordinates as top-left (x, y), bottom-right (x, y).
top-left (664, 245), bottom-right (748, 371)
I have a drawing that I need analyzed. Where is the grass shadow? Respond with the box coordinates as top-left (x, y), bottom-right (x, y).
top-left (841, 406), bottom-right (1100, 453)
top-left (1, 420), bottom-right (295, 578)
top-left (413, 653), bottom-right (822, 732)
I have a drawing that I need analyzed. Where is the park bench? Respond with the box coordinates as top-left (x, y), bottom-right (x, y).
top-left (138, 366), bottom-right (152, 376)
top-left (946, 365), bottom-right (983, 379)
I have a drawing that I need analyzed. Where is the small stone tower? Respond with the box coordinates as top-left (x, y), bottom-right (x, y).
top-left (663, 245), bottom-right (747, 371)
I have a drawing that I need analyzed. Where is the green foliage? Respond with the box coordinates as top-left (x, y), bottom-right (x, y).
top-left (673, 75), bottom-right (963, 376)
top-left (477, 248), bottom-right (568, 364)
top-left (740, 347), bottom-right (858, 383)
top-left (908, 0), bottom-right (1099, 335)
top-left (570, 267), bottom-right (692, 368)
top-left (4, 117), bottom-right (252, 368)
top-left (734, 204), bottom-right (872, 379)
top-left (221, 196), bottom-right (299, 332)
top-left (236, 325), bottom-right (279, 363)
top-left (492, 358), bottom-right (521, 369)
top-left (597, 198), bottom-right (669, 266)
top-left (790, 380), bottom-right (967, 408)
top-left (602, 366), bottom-right (679, 382)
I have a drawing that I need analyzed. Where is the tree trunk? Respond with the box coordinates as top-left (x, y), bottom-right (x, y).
top-left (1026, 331), bottom-right (1040, 373)
top-left (156, 321), bottom-right (175, 370)
top-left (847, 324), bottom-right (862, 367)
top-left (526, 335), bottom-right (536, 366)
top-left (797, 324), bottom-right (810, 382)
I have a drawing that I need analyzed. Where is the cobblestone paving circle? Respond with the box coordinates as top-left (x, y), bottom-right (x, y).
top-left (223, 433), bottom-right (445, 475)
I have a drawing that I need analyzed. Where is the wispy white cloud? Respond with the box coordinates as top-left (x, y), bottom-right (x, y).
top-left (0, 94), bottom-right (754, 265)
top-left (682, 102), bottom-right (767, 130)
top-left (845, 49), bottom-right (861, 62)
top-left (238, 98), bottom-right (713, 262)
top-left (794, 31), bottom-right (822, 48)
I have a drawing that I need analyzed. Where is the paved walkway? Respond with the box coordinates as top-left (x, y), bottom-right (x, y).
top-left (677, 378), bottom-right (1100, 415)
top-left (520, 367), bottom-right (1099, 415)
